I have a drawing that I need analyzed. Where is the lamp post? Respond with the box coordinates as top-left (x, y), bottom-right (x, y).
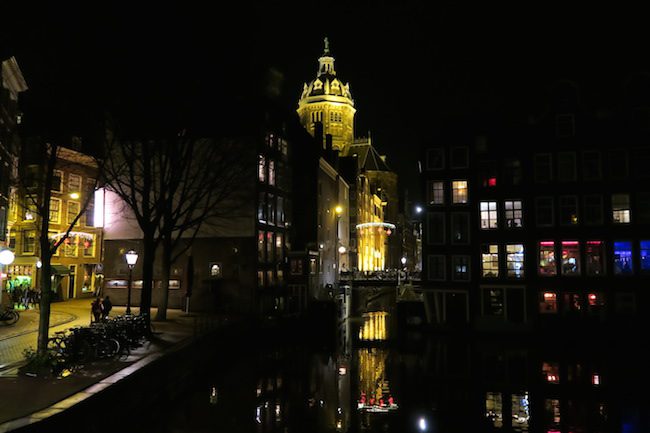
top-left (0, 249), bottom-right (15, 308)
top-left (124, 249), bottom-right (138, 315)
top-left (335, 205), bottom-right (343, 274)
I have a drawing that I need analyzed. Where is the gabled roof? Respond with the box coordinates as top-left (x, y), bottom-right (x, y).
top-left (348, 142), bottom-right (391, 172)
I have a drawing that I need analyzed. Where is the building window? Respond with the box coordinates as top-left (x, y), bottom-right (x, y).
top-left (427, 255), bottom-right (446, 281)
top-left (24, 195), bottom-right (37, 221)
top-left (210, 263), bottom-right (222, 277)
top-left (68, 173), bottom-right (82, 194)
top-left (506, 244), bottom-right (525, 279)
top-left (534, 154), bottom-right (553, 183)
top-left (426, 212), bottom-right (445, 245)
top-left (452, 180), bottom-right (468, 204)
top-left (268, 160), bottom-right (275, 186)
top-left (452, 255), bottom-right (470, 281)
top-left (276, 196), bottom-right (284, 226)
top-left (257, 231), bottom-right (265, 262)
top-left (556, 113), bottom-right (575, 137)
top-left (641, 240), bottom-right (650, 273)
top-left (82, 235), bottom-right (95, 257)
top-left (585, 241), bottom-right (605, 276)
top-left (450, 212), bottom-right (470, 244)
top-left (267, 194), bottom-right (276, 225)
top-left (583, 151), bottom-right (602, 181)
top-left (22, 230), bottom-right (36, 254)
top-left (538, 241), bottom-right (557, 276)
top-left (64, 238), bottom-right (78, 257)
top-left (535, 197), bottom-right (554, 227)
top-left (427, 181), bottom-right (444, 205)
top-left (479, 161), bottom-right (498, 188)
top-left (480, 201), bottom-right (498, 229)
top-left (266, 232), bottom-right (274, 263)
top-left (540, 291), bottom-right (558, 314)
top-left (483, 288), bottom-right (504, 317)
top-left (275, 233), bottom-right (283, 261)
top-left (561, 241), bottom-right (580, 276)
top-left (52, 170), bottom-right (63, 192)
top-left (608, 150), bottom-right (629, 179)
top-left (504, 200), bottom-right (523, 228)
top-left (557, 152), bottom-right (577, 181)
top-left (67, 201), bottom-right (80, 225)
top-left (481, 244), bottom-right (499, 278)
top-left (613, 241), bottom-right (633, 275)
top-left (425, 147), bottom-right (444, 170)
top-left (612, 194), bottom-right (631, 224)
top-left (584, 195), bottom-right (603, 225)
top-left (450, 147), bottom-right (469, 169)
top-left (290, 259), bottom-right (303, 275)
top-left (559, 196), bottom-right (578, 225)
top-left (503, 158), bottom-right (522, 185)
top-left (637, 192), bottom-right (650, 223)
top-left (258, 192), bottom-right (267, 223)
top-left (258, 155), bottom-right (266, 183)
top-left (49, 198), bottom-right (61, 223)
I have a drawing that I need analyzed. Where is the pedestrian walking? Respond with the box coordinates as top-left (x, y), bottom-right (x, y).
top-left (101, 295), bottom-right (112, 320)
top-left (91, 297), bottom-right (103, 322)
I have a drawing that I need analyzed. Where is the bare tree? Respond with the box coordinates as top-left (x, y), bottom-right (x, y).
top-left (154, 132), bottom-right (251, 320)
top-left (103, 129), bottom-right (252, 322)
top-left (13, 138), bottom-right (101, 355)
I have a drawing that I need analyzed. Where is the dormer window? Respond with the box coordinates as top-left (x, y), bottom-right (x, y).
top-left (313, 80), bottom-right (323, 90)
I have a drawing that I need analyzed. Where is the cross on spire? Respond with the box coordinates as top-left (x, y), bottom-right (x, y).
top-left (323, 36), bottom-right (330, 55)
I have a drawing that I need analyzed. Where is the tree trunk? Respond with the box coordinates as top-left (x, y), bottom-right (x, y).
top-left (36, 225), bottom-right (53, 354)
top-left (139, 230), bottom-right (156, 330)
top-left (155, 236), bottom-right (172, 321)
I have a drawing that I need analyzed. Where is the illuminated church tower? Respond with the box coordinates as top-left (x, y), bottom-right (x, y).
top-left (297, 38), bottom-right (356, 154)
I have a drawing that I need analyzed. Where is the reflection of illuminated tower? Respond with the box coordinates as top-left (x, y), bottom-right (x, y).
top-left (297, 37), bottom-right (356, 154)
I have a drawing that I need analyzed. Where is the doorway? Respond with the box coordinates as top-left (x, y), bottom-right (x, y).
top-left (68, 265), bottom-right (76, 299)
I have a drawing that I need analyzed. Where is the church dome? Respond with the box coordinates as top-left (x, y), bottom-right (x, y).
top-left (298, 38), bottom-right (354, 105)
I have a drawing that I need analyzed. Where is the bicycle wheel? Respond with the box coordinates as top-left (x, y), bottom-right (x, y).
top-left (5, 311), bottom-right (19, 325)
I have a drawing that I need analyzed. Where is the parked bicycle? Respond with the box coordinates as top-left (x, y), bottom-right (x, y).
top-left (0, 307), bottom-right (19, 325)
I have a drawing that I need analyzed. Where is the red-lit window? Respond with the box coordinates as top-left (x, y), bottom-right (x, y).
top-left (488, 177), bottom-right (497, 187)
top-left (585, 241), bottom-right (605, 276)
top-left (561, 241), bottom-right (580, 275)
top-left (542, 362), bottom-right (560, 383)
top-left (540, 291), bottom-right (557, 313)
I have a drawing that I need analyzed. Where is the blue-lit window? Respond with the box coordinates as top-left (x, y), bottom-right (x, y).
top-left (641, 240), bottom-right (650, 272)
top-left (613, 241), bottom-right (633, 275)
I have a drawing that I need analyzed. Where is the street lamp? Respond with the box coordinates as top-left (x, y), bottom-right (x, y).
top-left (0, 249), bottom-right (15, 308)
top-left (124, 249), bottom-right (138, 315)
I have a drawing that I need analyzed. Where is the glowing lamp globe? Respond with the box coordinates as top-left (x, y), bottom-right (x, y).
top-left (0, 249), bottom-right (15, 265)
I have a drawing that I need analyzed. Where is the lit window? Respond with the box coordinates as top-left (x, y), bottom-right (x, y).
top-left (268, 160), bottom-right (275, 186)
top-left (483, 288), bottom-right (504, 317)
top-left (258, 193), bottom-right (266, 222)
top-left (82, 235), bottom-right (94, 257)
top-left (543, 361), bottom-right (560, 384)
top-left (538, 241), bottom-right (557, 276)
top-left (266, 232), bottom-right (274, 262)
top-left (49, 198), bottom-right (61, 223)
top-left (540, 292), bottom-right (558, 314)
top-left (561, 241), bottom-right (580, 275)
top-left (506, 244), bottom-right (525, 278)
top-left (613, 241), bottom-right (633, 275)
top-left (641, 241), bottom-right (650, 273)
top-left (585, 241), bottom-right (605, 276)
top-left (452, 180), bottom-right (468, 204)
top-left (258, 155), bottom-right (266, 183)
top-left (480, 201), bottom-right (498, 229)
top-left (67, 201), bottom-right (80, 225)
top-left (427, 181), bottom-right (444, 205)
top-left (452, 255), bottom-right (470, 281)
top-left (504, 200), bottom-right (523, 228)
top-left (587, 292), bottom-right (605, 316)
top-left (481, 244), bottom-right (499, 278)
top-left (612, 194), bottom-right (630, 223)
top-left (275, 233), bottom-right (283, 261)
top-left (559, 196), bottom-right (578, 225)
top-left (68, 174), bottom-right (82, 194)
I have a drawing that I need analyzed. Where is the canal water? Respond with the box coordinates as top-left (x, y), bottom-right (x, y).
top-left (146, 310), bottom-right (649, 433)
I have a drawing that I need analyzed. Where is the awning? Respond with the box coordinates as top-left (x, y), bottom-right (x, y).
top-left (51, 265), bottom-right (71, 275)
top-left (9, 256), bottom-right (40, 265)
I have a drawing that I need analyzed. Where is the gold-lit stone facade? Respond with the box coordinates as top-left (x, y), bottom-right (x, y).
top-left (298, 39), bottom-right (391, 272)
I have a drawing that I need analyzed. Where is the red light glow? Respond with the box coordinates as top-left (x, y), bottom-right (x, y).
top-left (488, 177), bottom-right (497, 187)
top-left (562, 241), bottom-right (579, 245)
top-left (540, 241), bottom-right (555, 246)
top-left (587, 240), bottom-right (603, 245)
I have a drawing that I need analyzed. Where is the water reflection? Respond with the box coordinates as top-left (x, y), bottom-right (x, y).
top-left (157, 317), bottom-right (647, 433)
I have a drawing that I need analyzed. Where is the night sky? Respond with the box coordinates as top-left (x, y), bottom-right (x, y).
top-left (3, 3), bottom-right (650, 200)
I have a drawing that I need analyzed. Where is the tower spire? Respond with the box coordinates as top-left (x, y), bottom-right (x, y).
top-left (323, 36), bottom-right (330, 55)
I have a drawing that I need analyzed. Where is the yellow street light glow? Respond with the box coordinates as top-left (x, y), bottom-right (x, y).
top-left (69, 192), bottom-right (80, 199)
top-left (335, 205), bottom-right (343, 215)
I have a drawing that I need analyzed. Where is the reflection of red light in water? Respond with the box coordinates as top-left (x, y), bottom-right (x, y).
top-left (388, 396), bottom-right (394, 405)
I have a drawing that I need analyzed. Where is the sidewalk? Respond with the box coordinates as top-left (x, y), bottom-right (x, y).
top-left (0, 300), bottom-right (226, 431)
